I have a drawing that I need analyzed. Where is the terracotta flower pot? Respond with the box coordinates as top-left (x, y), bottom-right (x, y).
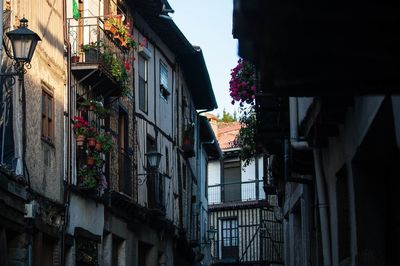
top-left (104, 21), bottom-right (116, 35)
top-left (95, 141), bottom-right (102, 151)
top-left (88, 103), bottom-right (96, 111)
top-left (71, 55), bottom-right (80, 63)
top-left (76, 135), bottom-right (85, 146)
top-left (87, 137), bottom-right (96, 148)
top-left (87, 157), bottom-right (95, 166)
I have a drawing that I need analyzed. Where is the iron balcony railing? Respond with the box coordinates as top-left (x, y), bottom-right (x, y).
top-left (67, 16), bottom-right (129, 89)
top-left (68, 17), bottom-right (128, 63)
top-left (208, 180), bottom-right (265, 204)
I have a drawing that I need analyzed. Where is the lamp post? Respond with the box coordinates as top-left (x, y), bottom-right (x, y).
top-left (0, 17), bottom-right (40, 171)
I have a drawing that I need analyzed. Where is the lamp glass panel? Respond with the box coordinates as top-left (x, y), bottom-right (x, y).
top-left (146, 152), bottom-right (162, 168)
top-left (12, 36), bottom-right (33, 61)
top-left (27, 40), bottom-right (38, 62)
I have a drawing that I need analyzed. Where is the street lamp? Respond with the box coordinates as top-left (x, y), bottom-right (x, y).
top-left (138, 150), bottom-right (163, 185)
top-left (2, 17), bottom-right (41, 76)
top-left (145, 150), bottom-right (162, 169)
top-left (6, 18), bottom-right (41, 65)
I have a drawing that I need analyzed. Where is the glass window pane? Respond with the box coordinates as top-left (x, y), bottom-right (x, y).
top-left (42, 93), bottom-right (46, 115)
top-left (48, 97), bottom-right (52, 118)
top-left (160, 61), bottom-right (168, 88)
top-left (139, 56), bottom-right (146, 78)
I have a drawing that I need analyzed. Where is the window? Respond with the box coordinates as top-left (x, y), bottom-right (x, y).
top-left (223, 160), bottom-right (241, 202)
top-left (160, 60), bottom-right (170, 100)
top-left (41, 89), bottom-right (54, 142)
top-left (138, 55), bottom-right (148, 112)
top-left (221, 218), bottom-right (239, 260)
top-left (222, 219), bottom-right (238, 247)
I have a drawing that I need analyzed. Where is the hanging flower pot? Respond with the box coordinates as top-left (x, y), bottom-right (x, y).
top-left (87, 156), bottom-right (95, 167)
top-left (76, 135), bottom-right (85, 146)
top-left (104, 21), bottom-right (116, 35)
top-left (87, 137), bottom-right (96, 148)
top-left (88, 102), bottom-right (96, 111)
top-left (71, 55), bottom-right (80, 63)
top-left (183, 137), bottom-right (191, 145)
top-left (95, 141), bottom-right (102, 151)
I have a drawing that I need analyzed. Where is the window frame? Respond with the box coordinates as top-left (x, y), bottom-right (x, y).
top-left (41, 88), bottom-right (54, 143)
top-left (159, 60), bottom-right (170, 100)
top-left (223, 160), bottom-right (242, 202)
top-left (138, 55), bottom-right (148, 113)
top-left (221, 218), bottom-right (239, 247)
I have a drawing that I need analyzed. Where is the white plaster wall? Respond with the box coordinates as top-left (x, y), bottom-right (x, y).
top-left (67, 194), bottom-right (105, 236)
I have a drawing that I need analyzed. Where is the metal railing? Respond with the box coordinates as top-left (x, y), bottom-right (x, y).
top-left (67, 16), bottom-right (127, 68)
top-left (208, 180), bottom-right (265, 204)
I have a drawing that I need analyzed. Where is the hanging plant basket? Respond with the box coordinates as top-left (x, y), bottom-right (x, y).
top-left (76, 135), bottom-right (85, 146)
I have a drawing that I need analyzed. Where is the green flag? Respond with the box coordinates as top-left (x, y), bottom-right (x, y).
top-left (73, 0), bottom-right (80, 20)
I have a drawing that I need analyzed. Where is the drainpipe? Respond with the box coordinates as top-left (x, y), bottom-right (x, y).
top-left (289, 97), bottom-right (309, 150)
top-left (313, 148), bottom-right (332, 266)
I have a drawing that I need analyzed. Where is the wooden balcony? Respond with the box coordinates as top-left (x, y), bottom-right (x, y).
top-left (68, 16), bottom-right (129, 97)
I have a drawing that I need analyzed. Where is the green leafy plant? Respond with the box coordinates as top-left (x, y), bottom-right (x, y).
top-left (85, 126), bottom-right (98, 139)
top-left (101, 49), bottom-right (114, 65)
top-left (94, 103), bottom-right (109, 118)
top-left (105, 15), bottom-right (122, 28)
top-left (234, 106), bottom-right (259, 167)
top-left (81, 40), bottom-right (103, 51)
top-left (110, 57), bottom-right (127, 82)
top-left (91, 151), bottom-right (104, 167)
top-left (78, 167), bottom-right (98, 189)
top-left (96, 133), bottom-right (113, 152)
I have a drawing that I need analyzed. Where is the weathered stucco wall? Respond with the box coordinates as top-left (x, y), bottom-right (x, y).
top-left (11, 0), bottom-right (66, 202)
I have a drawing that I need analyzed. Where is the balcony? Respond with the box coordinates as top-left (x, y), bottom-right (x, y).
top-left (68, 16), bottom-right (130, 97)
top-left (208, 180), bottom-right (265, 205)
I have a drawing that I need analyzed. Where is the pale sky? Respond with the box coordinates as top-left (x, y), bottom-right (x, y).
top-left (168, 0), bottom-right (240, 116)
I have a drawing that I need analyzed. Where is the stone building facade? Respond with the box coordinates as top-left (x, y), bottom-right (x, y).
top-left (0, 0), bottom-right (218, 265)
